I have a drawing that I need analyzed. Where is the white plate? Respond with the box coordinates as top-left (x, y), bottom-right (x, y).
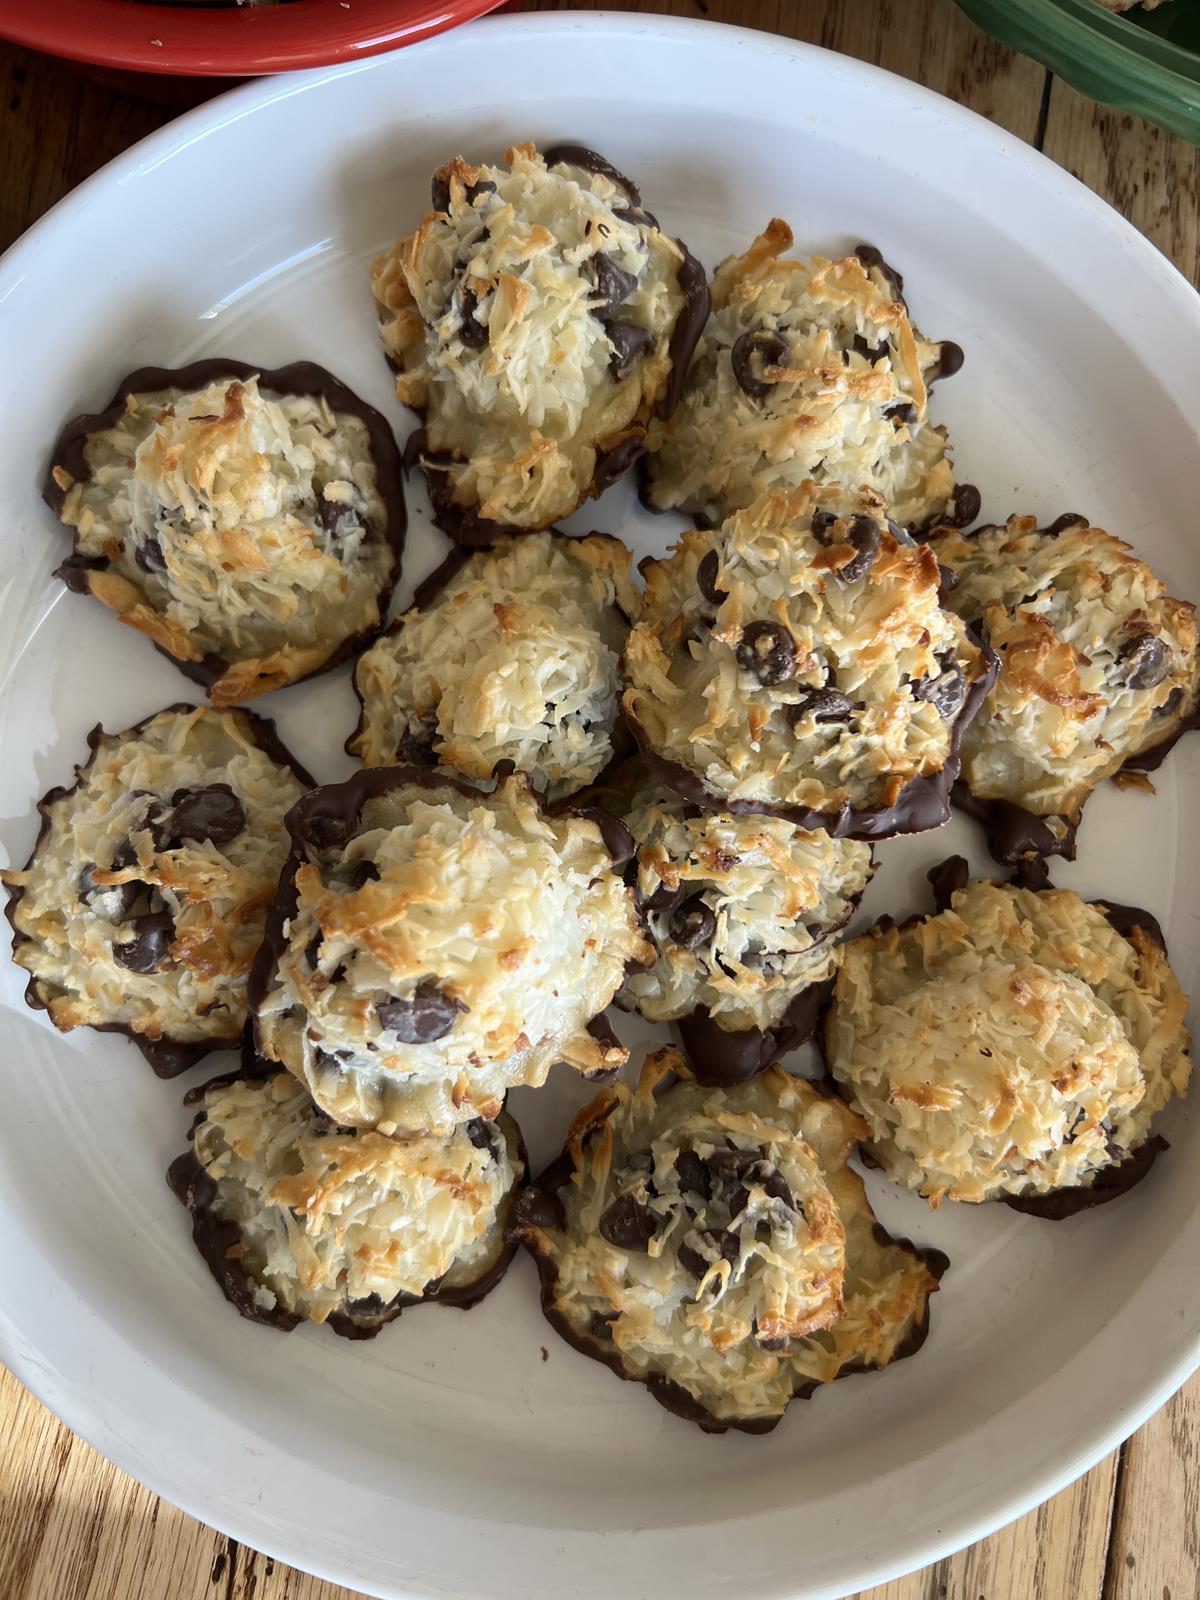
top-left (1, 14), bottom-right (1198, 1600)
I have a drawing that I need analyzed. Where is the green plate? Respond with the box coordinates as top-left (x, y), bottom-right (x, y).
top-left (956, 0), bottom-right (1200, 141)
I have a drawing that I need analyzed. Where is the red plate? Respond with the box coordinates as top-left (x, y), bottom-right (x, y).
top-left (0, 0), bottom-right (506, 76)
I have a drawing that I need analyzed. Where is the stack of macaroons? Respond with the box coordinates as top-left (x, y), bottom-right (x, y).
top-left (14, 140), bottom-right (1197, 1418)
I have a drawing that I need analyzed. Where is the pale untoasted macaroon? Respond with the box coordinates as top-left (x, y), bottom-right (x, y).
top-left (250, 766), bottom-right (652, 1134)
top-left (169, 1066), bottom-right (525, 1337)
top-left (929, 513), bottom-right (1200, 862)
top-left (349, 530), bottom-right (637, 800)
top-left (371, 141), bottom-right (708, 543)
top-left (511, 1047), bottom-right (946, 1434)
top-left (822, 860), bottom-right (1193, 1211)
top-left (643, 222), bottom-right (978, 533)
top-left (46, 360), bottom-right (406, 705)
top-left (618, 777), bottom-right (874, 1083)
top-left (2, 703), bottom-right (313, 1077)
top-left (621, 484), bottom-right (995, 836)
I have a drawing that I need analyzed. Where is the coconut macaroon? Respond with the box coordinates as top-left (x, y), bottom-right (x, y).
top-left (46, 360), bottom-right (406, 706)
top-left (822, 858), bottom-right (1193, 1213)
top-left (510, 1048), bottom-right (946, 1434)
top-left (928, 514), bottom-right (1200, 862)
top-left (250, 766), bottom-right (652, 1134)
top-left (643, 223), bottom-right (977, 533)
top-left (618, 778), bottom-right (875, 1082)
top-left (371, 141), bottom-right (708, 543)
top-left (348, 531), bottom-right (637, 800)
top-left (2, 704), bottom-right (313, 1077)
top-left (621, 484), bottom-right (995, 836)
top-left (169, 1067), bottom-right (525, 1337)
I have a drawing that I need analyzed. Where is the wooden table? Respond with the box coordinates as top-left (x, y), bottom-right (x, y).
top-left (1, 1), bottom-right (1198, 1595)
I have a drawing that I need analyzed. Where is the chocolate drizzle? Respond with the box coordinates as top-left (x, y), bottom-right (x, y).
top-left (622, 639), bottom-right (998, 841)
top-left (399, 145), bottom-right (710, 548)
top-left (4, 702), bottom-right (317, 1079)
top-left (169, 1078), bottom-right (527, 1337)
top-left (45, 358), bottom-right (407, 698)
top-left (509, 1077), bottom-right (948, 1435)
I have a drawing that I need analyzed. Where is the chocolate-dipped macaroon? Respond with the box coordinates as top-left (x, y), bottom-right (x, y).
top-left (371, 141), bottom-right (708, 544)
top-left (251, 766), bottom-right (652, 1133)
top-left (929, 513), bottom-right (1200, 862)
top-left (621, 484), bottom-right (995, 837)
top-left (618, 774), bottom-right (875, 1082)
top-left (169, 1065), bottom-right (525, 1336)
top-left (822, 857), bottom-right (1192, 1214)
top-left (46, 360), bottom-right (405, 705)
top-left (3, 704), bottom-right (313, 1076)
top-left (511, 1047), bottom-right (946, 1434)
top-left (644, 222), bottom-right (977, 533)
top-left (349, 530), bottom-right (636, 801)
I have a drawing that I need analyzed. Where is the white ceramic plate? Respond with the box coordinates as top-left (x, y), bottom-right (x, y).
top-left (1, 14), bottom-right (1198, 1600)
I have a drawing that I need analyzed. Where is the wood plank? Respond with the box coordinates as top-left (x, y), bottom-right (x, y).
top-left (1101, 1372), bottom-right (1200, 1600)
top-left (1041, 71), bottom-right (1200, 285)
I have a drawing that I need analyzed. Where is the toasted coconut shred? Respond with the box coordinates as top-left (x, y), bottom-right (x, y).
top-left (3, 706), bottom-right (308, 1051)
top-left (52, 376), bottom-right (392, 703)
top-left (188, 1071), bottom-right (521, 1327)
top-left (931, 514), bottom-right (1200, 822)
top-left (622, 484), bottom-right (990, 824)
top-left (350, 532), bottom-right (636, 798)
top-left (254, 773), bottom-right (652, 1133)
top-left (372, 143), bottom-right (689, 528)
top-left (645, 221), bottom-right (963, 530)
top-left (515, 1049), bottom-right (943, 1430)
top-left (824, 878), bottom-right (1193, 1204)
top-left (621, 785), bottom-right (874, 1032)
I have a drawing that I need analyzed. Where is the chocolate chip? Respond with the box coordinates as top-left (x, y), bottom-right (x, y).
top-left (458, 286), bottom-right (488, 350)
top-left (431, 173), bottom-right (495, 211)
top-left (835, 516), bottom-right (882, 584)
top-left (606, 319), bottom-right (655, 380)
top-left (854, 243), bottom-right (905, 302)
top-left (736, 621), bottom-right (796, 686)
top-left (591, 253), bottom-right (637, 309)
top-left (697, 548), bottom-right (727, 605)
top-left (113, 910), bottom-right (174, 973)
top-left (587, 1310), bottom-right (617, 1341)
top-left (305, 934), bottom-right (323, 969)
top-left (77, 863), bottom-right (139, 919)
top-left (787, 686), bottom-right (854, 727)
top-left (851, 332), bottom-right (890, 364)
top-left (395, 727), bottom-right (437, 767)
top-left (671, 895), bottom-right (716, 951)
top-left (376, 982), bottom-right (464, 1043)
top-left (937, 562), bottom-right (960, 603)
top-left (947, 484), bottom-right (982, 529)
top-left (706, 1148), bottom-right (758, 1186)
top-left (644, 881), bottom-right (685, 916)
top-left (674, 1149), bottom-right (712, 1200)
top-left (598, 1193), bottom-right (657, 1251)
top-left (466, 1118), bottom-right (496, 1151)
top-left (1117, 634), bottom-right (1169, 691)
top-left (730, 330), bottom-right (788, 400)
top-left (345, 859), bottom-right (381, 889)
top-left (886, 401), bottom-right (916, 425)
top-left (1042, 512), bottom-right (1086, 538)
top-left (167, 784), bottom-right (245, 847)
top-left (318, 496), bottom-right (359, 544)
top-left (678, 1228), bottom-right (739, 1279)
top-left (135, 536), bottom-right (167, 575)
top-left (934, 341), bottom-right (965, 380)
top-left (1155, 686), bottom-right (1185, 720)
top-left (913, 656), bottom-right (967, 720)
top-left (758, 1169), bottom-right (794, 1210)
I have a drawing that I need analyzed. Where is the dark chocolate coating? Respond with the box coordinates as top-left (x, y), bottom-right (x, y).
top-left (401, 145), bottom-right (710, 548)
top-left (4, 702), bottom-right (317, 1079)
top-left (818, 856), bottom-right (1180, 1219)
top-left (45, 359), bottom-right (407, 696)
top-left (510, 1082), bottom-right (948, 1435)
top-left (168, 1076), bottom-right (527, 1338)
top-left (675, 977), bottom-right (835, 1087)
top-left (248, 763), bottom-right (645, 1075)
top-left (345, 529), bottom-right (638, 785)
top-left (621, 639), bottom-right (998, 841)
top-left (951, 781), bottom-right (1079, 866)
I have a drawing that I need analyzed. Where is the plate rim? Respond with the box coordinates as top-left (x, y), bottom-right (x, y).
top-left (2, 12), bottom-right (1200, 1598)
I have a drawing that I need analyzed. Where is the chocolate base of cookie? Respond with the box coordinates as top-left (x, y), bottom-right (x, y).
top-left (623, 644), bottom-right (997, 841)
top-left (510, 1096), bottom-right (949, 1436)
top-left (46, 358), bottom-right (407, 702)
top-left (169, 1084), bottom-right (527, 1338)
top-left (1003, 1136), bottom-right (1168, 1220)
top-left (674, 978), bottom-right (835, 1088)
top-left (4, 702), bottom-right (317, 1078)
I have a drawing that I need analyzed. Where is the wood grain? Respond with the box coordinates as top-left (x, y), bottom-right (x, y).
top-left (1, 2), bottom-right (1199, 1597)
